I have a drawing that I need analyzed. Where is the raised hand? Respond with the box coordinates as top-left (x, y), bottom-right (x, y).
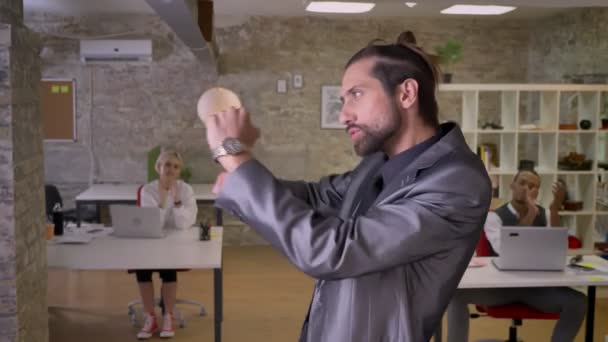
top-left (550, 181), bottom-right (566, 210)
top-left (159, 184), bottom-right (169, 209)
top-left (527, 188), bottom-right (539, 212)
top-left (171, 183), bottom-right (181, 207)
top-left (205, 107), bottom-right (260, 150)
top-left (519, 188), bottom-right (539, 226)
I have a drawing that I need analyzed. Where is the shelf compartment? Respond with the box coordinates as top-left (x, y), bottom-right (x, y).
top-left (557, 173), bottom-right (596, 212)
top-left (538, 174), bottom-right (556, 208)
top-left (461, 91), bottom-right (478, 132)
top-left (538, 133), bottom-right (557, 172)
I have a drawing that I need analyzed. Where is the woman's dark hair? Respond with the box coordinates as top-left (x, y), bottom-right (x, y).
top-left (345, 31), bottom-right (440, 128)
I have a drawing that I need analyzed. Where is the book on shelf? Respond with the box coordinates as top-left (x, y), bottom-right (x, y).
top-left (477, 143), bottom-right (499, 196)
top-left (476, 143), bottom-right (496, 172)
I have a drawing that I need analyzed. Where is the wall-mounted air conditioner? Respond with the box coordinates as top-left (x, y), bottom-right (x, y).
top-left (79, 40), bottom-right (152, 63)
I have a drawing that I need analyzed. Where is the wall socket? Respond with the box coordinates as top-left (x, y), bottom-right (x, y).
top-left (277, 79), bottom-right (287, 93)
top-left (293, 74), bottom-right (303, 88)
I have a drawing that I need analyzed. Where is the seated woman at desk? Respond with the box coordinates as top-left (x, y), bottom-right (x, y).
top-left (135, 150), bottom-right (198, 340)
top-left (447, 169), bottom-right (586, 342)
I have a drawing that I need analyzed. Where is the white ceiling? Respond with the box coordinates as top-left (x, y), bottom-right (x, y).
top-left (24, 0), bottom-right (155, 15)
top-left (23, 0), bottom-right (608, 18)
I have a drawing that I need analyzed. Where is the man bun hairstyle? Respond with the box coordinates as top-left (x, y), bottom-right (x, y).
top-left (345, 31), bottom-right (441, 128)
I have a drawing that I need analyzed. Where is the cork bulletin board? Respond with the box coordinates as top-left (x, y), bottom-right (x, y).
top-left (40, 79), bottom-right (76, 141)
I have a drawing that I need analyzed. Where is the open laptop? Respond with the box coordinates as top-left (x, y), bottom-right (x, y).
top-left (110, 205), bottom-right (164, 238)
top-left (492, 226), bottom-right (568, 271)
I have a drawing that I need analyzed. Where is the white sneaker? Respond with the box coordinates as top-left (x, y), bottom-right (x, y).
top-left (160, 312), bottom-right (175, 339)
top-left (137, 312), bottom-right (158, 340)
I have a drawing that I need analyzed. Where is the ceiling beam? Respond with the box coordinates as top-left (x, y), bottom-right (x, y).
top-left (145, 0), bottom-right (217, 75)
top-left (198, 0), bottom-right (213, 43)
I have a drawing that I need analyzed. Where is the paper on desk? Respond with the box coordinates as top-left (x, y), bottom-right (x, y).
top-left (53, 235), bottom-right (93, 244)
top-left (63, 223), bottom-right (112, 237)
top-left (84, 226), bottom-right (113, 237)
top-left (579, 262), bottom-right (608, 273)
top-left (468, 258), bottom-right (487, 268)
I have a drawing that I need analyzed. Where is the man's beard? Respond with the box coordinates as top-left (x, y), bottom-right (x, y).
top-left (350, 104), bottom-right (401, 156)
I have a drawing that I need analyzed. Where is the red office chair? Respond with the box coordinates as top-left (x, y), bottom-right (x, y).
top-left (136, 184), bottom-right (143, 206)
top-left (127, 185), bottom-right (206, 327)
top-left (473, 228), bottom-right (560, 342)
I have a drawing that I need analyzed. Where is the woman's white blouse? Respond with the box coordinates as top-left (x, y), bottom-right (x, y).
top-left (140, 180), bottom-right (198, 230)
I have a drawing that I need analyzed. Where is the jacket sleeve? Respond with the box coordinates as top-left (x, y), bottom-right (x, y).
top-left (484, 212), bottom-right (502, 254)
top-left (171, 183), bottom-right (198, 230)
top-left (216, 159), bottom-right (492, 280)
top-left (140, 185), bottom-right (158, 208)
top-left (279, 173), bottom-right (351, 211)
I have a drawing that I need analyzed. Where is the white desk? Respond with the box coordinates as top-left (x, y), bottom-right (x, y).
top-left (47, 227), bottom-right (224, 342)
top-left (434, 256), bottom-right (608, 342)
top-left (74, 183), bottom-right (221, 226)
top-left (460, 256), bottom-right (608, 289)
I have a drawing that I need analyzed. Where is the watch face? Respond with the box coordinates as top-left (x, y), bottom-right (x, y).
top-left (223, 138), bottom-right (243, 154)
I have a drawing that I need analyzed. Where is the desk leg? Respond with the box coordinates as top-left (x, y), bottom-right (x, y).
top-left (214, 268), bottom-right (223, 342)
top-left (76, 202), bottom-right (82, 227)
top-left (585, 286), bottom-right (595, 342)
top-left (96, 202), bottom-right (101, 223)
top-left (215, 208), bottom-right (223, 226)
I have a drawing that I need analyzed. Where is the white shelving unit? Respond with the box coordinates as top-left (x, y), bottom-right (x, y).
top-left (439, 84), bottom-right (608, 251)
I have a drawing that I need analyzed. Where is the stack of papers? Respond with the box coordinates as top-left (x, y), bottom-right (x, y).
top-left (468, 258), bottom-right (487, 268)
top-left (574, 262), bottom-right (608, 273)
top-left (53, 235), bottom-right (93, 244)
top-left (50, 224), bottom-right (113, 244)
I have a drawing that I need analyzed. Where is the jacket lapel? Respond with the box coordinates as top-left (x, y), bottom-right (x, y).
top-left (338, 152), bottom-right (385, 220)
top-left (373, 122), bottom-right (464, 206)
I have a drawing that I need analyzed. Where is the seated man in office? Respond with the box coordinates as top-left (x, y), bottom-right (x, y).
top-left (447, 169), bottom-right (587, 342)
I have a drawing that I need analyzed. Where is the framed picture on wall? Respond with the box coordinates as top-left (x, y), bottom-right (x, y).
top-left (321, 85), bottom-right (345, 129)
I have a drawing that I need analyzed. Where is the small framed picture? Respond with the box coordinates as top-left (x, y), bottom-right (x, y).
top-left (320, 85), bottom-right (345, 129)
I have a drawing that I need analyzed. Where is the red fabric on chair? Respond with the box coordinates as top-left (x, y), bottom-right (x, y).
top-left (476, 304), bottom-right (560, 320)
top-left (476, 228), bottom-right (493, 257)
top-left (136, 185), bottom-right (143, 207)
top-left (568, 235), bottom-right (582, 249)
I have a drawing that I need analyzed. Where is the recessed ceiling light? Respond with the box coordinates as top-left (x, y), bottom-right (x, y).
top-left (441, 5), bottom-right (516, 15)
top-left (404, 2), bottom-right (417, 8)
top-left (306, 1), bottom-right (375, 13)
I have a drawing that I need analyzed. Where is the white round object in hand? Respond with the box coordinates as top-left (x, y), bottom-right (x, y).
top-left (197, 87), bottom-right (242, 124)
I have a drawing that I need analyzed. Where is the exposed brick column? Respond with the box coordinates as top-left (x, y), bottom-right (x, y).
top-left (0, 0), bottom-right (47, 341)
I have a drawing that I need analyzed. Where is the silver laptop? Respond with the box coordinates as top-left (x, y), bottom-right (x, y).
top-left (492, 226), bottom-right (568, 271)
top-left (110, 205), bottom-right (164, 238)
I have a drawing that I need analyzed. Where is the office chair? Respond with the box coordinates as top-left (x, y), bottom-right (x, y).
top-left (45, 184), bottom-right (96, 223)
top-left (471, 229), bottom-right (560, 342)
top-left (126, 185), bottom-right (207, 328)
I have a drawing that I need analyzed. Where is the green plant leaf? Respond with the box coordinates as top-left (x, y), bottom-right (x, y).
top-left (434, 39), bottom-right (463, 67)
top-left (180, 167), bottom-right (192, 183)
top-left (147, 145), bottom-right (161, 182)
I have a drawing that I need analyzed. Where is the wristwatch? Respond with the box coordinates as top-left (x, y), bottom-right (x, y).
top-left (212, 137), bottom-right (247, 161)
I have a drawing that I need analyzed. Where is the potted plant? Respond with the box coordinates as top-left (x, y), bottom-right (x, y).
top-left (147, 145), bottom-right (162, 182)
top-left (435, 40), bottom-right (463, 83)
top-left (180, 166), bottom-right (192, 183)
